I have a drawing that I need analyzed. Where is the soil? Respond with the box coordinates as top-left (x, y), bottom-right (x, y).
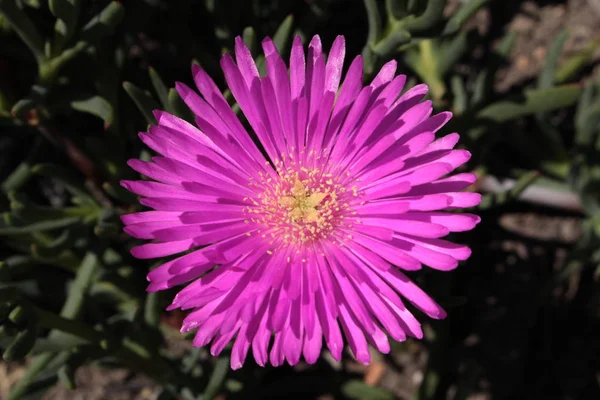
top-left (42, 368), bottom-right (158, 400)
top-left (497, 0), bottom-right (600, 91)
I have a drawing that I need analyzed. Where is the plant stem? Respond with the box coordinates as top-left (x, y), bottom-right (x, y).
top-left (35, 123), bottom-right (113, 208)
top-left (28, 303), bottom-right (197, 389)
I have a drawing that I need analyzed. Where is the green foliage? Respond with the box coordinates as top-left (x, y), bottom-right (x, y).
top-left (342, 380), bottom-right (395, 400)
top-left (0, 1), bottom-right (598, 399)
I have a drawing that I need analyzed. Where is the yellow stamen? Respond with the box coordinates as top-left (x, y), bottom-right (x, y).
top-left (243, 153), bottom-right (356, 245)
top-left (307, 192), bottom-right (328, 207)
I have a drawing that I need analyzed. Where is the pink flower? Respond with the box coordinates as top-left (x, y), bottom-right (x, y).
top-left (121, 35), bottom-right (481, 369)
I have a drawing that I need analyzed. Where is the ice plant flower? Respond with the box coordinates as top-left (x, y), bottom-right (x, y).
top-left (121, 35), bottom-right (481, 369)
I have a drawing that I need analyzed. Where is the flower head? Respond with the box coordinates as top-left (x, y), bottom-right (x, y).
top-left (122, 35), bottom-right (481, 369)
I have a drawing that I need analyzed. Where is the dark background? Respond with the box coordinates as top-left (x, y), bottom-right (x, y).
top-left (0, 0), bottom-right (599, 399)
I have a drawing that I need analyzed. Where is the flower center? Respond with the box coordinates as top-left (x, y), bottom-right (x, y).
top-left (278, 179), bottom-right (328, 223)
top-left (245, 161), bottom-right (356, 245)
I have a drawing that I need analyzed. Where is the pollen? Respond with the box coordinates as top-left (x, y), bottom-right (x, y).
top-left (244, 155), bottom-right (355, 245)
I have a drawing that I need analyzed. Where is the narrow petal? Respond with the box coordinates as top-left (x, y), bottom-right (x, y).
top-left (131, 240), bottom-right (194, 259)
top-left (348, 233), bottom-right (421, 270)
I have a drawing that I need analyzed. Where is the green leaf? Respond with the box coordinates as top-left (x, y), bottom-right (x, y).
top-left (0, 215), bottom-right (81, 235)
top-left (21, 0), bottom-right (41, 7)
top-left (70, 95), bottom-right (113, 127)
top-left (477, 85), bottom-right (582, 123)
top-left (438, 30), bottom-right (470, 76)
top-left (49, 0), bottom-right (82, 54)
top-left (49, 0), bottom-right (80, 24)
top-left (242, 26), bottom-right (256, 54)
top-left (4, 305), bottom-right (36, 334)
top-left (451, 75), bottom-right (467, 115)
top-left (148, 67), bottom-right (170, 110)
top-left (479, 171), bottom-right (540, 209)
top-left (167, 88), bottom-right (194, 123)
top-left (9, 305), bottom-right (35, 328)
top-left (3, 328), bottom-right (37, 361)
top-left (2, 161), bottom-right (32, 193)
top-left (580, 179), bottom-right (600, 216)
top-left (80, 1), bottom-right (124, 42)
top-left (341, 380), bottom-right (394, 400)
top-left (362, 0), bottom-right (382, 73)
top-left (364, 0), bottom-right (381, 46)
top-left (538, 29), bottom-right (568, 90)
top-left (0, 261), bottom-right (10, 282)
top-left (0, 0), bottom-right (44, 60)
top-left (575, 83), bottom-right (600, 147)
top-left (575, 81), bottom-right (596, 131)
top-left (39, 41), bottom-right (88, 84)
top-left (443, 0), bottom-right (489, 35)
top-left (0, 297), bottom-right (13, 317)
top-left (533, 31), bottom-right (570, 160)
top-left (46, 227), bottom-right (78, 250)
top-left (31, 240), bottom-right (80, 267)
top-left (385, 0), bottom-right (409, 21)
top-left (204, 358), bottom-right (229, 400)
top-left (28, 335), bottom-right (86, 354)
top-left (404, 39), bottom-right (446, 100)
top-left (272, 14), bottom-right (294, 54)
top-left (404, 0), bottom-right (446, 33)
top-left (496, 30), bottom-right (518, 58)
top-left (6, 352), bottom-right (58, 400)
top-left (61, 252), bottom-right (99, 318)
top-left (371, 28), bottom-right (411, 57)
top-left (144, 292), bottom-right (161, 327)
top-left (508, 171), bottom-right (540, 199)
top-left (555, 39), bottom-right (600, 84)
top-left (57, 363), bottom-right (76, 390)
top-left (123, 82), bottom-right (159, 125)
top-left (1, 139), bottom-right (42, 194)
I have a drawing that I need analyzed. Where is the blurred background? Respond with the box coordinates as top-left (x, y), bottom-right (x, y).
top-left (0, 0), bottom-right (599, 399)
